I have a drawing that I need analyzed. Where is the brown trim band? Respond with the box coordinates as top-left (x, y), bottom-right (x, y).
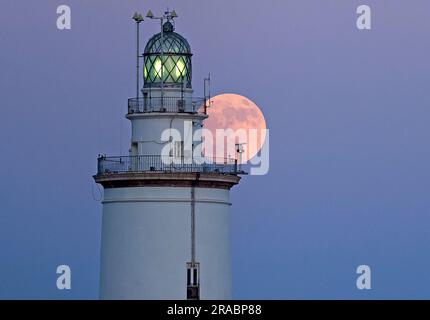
top-left (93, 172), bottom-right (241, 190)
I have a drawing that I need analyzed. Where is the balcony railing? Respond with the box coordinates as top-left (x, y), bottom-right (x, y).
top-left (128, 96), bottom-right (208, 114)
top-left (97, 155), bottom-right (241, 175)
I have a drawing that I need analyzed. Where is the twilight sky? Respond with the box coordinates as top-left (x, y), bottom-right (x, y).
top-left (1, 0), bottom-right (429, 299)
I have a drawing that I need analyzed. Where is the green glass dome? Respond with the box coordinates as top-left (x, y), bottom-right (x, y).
top-left (143, 22), bottom-right (192, 88)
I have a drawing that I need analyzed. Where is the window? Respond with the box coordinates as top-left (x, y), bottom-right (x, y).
top-left (144, 54), bottom-right (191, 87)
top-left (174, 141), bottom-right (183, 158)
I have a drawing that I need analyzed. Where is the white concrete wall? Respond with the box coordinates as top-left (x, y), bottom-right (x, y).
top-left (129, 114), bottom-right (205, 159)
top-left (99, 186), bottom-right (232, 300)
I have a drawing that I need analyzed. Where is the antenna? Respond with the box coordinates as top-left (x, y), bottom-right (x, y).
top-left (204, 73), bottom-right (211, 114)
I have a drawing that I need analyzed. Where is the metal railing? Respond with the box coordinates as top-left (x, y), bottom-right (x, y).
top-left (97, 155), bottom-right (240, 175)
top-left (128, 96), bottom-right (208, 114)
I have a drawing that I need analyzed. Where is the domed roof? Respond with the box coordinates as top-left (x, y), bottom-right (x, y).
top-left (144, 22), bottom-right (191, 55)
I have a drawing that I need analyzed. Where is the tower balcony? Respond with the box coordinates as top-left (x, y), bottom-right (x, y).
top-left (94, 155), bottom-right (244, 189)
top-left (96, 155), bottom-right (241, 175)
top-left (128, 96), bottom-right (208, 114)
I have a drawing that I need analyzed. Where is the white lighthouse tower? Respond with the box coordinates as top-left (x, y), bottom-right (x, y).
top-left (94, 11), bottom-right (243, 300)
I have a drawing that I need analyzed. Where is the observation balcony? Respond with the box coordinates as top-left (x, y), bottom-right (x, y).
top-left (128, 96), bottom-right (208, 114)
top-left (96, 155), bottom-right (242, 175)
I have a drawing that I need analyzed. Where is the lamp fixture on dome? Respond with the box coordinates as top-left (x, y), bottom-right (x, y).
top-left (132, 12), bottom-right (144, 99)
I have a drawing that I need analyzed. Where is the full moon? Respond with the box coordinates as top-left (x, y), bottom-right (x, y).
top-left (202, 93), bottom-right (267, 163)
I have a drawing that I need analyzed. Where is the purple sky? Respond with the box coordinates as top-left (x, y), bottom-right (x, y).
top-left (1, 0), bottom-right (430, 299)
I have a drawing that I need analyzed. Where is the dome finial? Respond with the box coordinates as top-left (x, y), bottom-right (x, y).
top-left (163, 21), bottom-right (174, 33)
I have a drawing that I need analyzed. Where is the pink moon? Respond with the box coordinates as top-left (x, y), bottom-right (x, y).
top-left (202, 93), bottom-right (267, 163)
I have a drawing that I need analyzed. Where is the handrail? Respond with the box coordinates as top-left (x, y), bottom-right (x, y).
top-left (128, 96), bottom-right (207, 114)
top-left (97, 155), bottom-right (240, 175)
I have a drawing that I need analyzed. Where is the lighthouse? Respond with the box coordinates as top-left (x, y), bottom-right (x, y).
top-left (94, 10), bottom-right (243, 300)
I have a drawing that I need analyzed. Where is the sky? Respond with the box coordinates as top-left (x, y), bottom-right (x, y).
top-left (0, 0), bottom-right (430, 299)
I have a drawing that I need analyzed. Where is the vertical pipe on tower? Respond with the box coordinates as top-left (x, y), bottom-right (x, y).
top-left (191, 183), bottom-right (196, 263)
top-left (160, 18), bottom-right (164, 108)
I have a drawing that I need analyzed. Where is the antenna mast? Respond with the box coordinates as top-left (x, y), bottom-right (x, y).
top-left (204, 73), bottom-right (211, 114)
